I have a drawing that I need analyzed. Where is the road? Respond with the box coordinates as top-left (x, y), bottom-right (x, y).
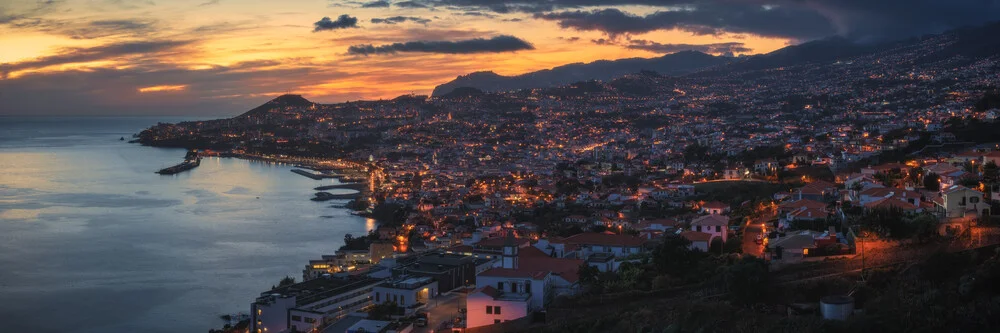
top-left (414, 290), bottom-right (466, 333)
top-left (742, 223), bottom-right (766, 257)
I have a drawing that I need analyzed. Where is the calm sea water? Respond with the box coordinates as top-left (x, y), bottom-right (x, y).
top-left (0, 116), bottom-right (374, 333)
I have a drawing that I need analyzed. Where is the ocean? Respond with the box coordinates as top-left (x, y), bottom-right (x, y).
top-left (0, 116), bottom-right (374, 333)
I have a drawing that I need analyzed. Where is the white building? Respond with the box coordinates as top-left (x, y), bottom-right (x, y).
top-left (467, 233), bottom-right (583, 329)
top-left (372, 276), bottom-right (438, 315)
top-left (690, 214), bottom-right (729, 243)
top-left (250, 276), bottom-right (383, 333)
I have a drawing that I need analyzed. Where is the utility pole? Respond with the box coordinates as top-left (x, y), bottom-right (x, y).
top-left (859, 226), bottom-right (866, 282)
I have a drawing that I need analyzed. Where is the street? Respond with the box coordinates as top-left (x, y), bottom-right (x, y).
top-left (414, 290), bottom-right (466, 333)
top-left (742, 223), bottom-right (766, 257)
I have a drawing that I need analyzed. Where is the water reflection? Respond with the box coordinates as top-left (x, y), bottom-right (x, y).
top-left (0, 117), bottom-right (371, 333)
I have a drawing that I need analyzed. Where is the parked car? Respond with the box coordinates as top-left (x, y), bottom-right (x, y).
top-left (415, 318), bottom-right (427, 327)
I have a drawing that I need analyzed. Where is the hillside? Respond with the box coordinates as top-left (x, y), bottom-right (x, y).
top-left (237, 94), bottom-right (314, 118)
top-left (431, 50), bottom-right (728, 96)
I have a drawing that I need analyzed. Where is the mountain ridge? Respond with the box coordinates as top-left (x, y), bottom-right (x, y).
top-left (431, 50), bottom-right (729, 96)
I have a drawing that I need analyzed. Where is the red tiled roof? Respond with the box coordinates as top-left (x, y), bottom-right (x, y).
top-left (808, 180), bottom-right (836, 189)
top-left (780, 199), bottom-right (827, 210)
top-left (561, 232), bottom-right (646, 247)
top-left (475, 237), bottom-right (529, 248)
top-left (924, 163), bottom-right (960, 174)
top-left (476, 285), bottom-right (500, 298)
top-left (519, 246), bottom-right (550, 258)
top-left (691, 214), bottom-right (729, 227)
top-left (702, 201), bottom-right (728, 209)
top-left (869, 163), bottom-right (907, 172)
top-left (479, 268), bottom-right (548, 280)
top-left (681, 231), bottom-right (713, 242)
top-left (799, 184), bottom-right (825, 195)
top-left (865, 198), bottom-right (918, 211)
top-left (479, 250), bottom-right (584, 283)
top-left (789, 207), bottom-right (828, 219)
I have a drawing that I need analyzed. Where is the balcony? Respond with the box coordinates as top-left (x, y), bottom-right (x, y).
top-left (494, 291), bottom-right (532, 302)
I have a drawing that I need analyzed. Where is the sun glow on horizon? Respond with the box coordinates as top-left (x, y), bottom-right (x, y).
top-left (138, 85), bottom-right (188, 93)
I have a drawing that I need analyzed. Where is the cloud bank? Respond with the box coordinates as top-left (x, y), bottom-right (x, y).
top-left (347, 35), bottom-right (534, 55)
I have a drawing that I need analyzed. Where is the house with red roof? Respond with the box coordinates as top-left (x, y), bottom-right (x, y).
top-left (563, 232), bottom-right (644, 252)
top-left (690, 214), bottom-right (729, 243)
top-left (680, 231), bottom-right (713, 252)
top-left (700, 201), bottom-right (729, 215)
top-left (469, 233), bottom-right (584, 329)
top-left (795, 181), bottom-right (837, 201)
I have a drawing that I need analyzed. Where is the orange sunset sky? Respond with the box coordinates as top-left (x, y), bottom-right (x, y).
top-left (1, 0), bottom-right (994, 115)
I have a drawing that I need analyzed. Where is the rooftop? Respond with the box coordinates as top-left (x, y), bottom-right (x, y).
top-left (257, 275), bottom-right (383, 307)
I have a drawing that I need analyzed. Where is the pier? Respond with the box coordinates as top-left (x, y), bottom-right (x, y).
top-left (310, 191), bottom-right (361, 201)
top-left (314, 183), bottom-right (368, 192)
top-left (156, 151), bottom-right (201, 175)
top-left (290, 169), bottom-right (341, 180)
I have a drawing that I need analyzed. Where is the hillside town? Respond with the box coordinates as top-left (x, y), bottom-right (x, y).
top-left (140, 27), bottom-right (1000, 333)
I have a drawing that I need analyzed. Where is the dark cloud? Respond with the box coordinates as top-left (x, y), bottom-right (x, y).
top-left (370, 16), bottom-right (431, 25)
top-left (9, 17), bottom-right (155, 39)
top-left (558, 36), bottom-right (580, 42)
top-left (198, 0), bottom-right (221, 6)
top-left (430, 0), bottom-right (1000, 41)
top-left (622, 39), bottom-right (751, 54)
top-left (347, 35), bottom-right (534, 56)
top-left (313, 15), bottom-right (359, 32)
top-left (460, 11), bottom-right (496, 18)
top-left (0, 60), bottom-right (339, 116)
top-left (2, 40), bottom-right (192, 76)
top-left (394, 1), bottom-right (429, 8)
top-left (535, 7), bottom-right (837, 40)
top-left (361, 0), bottom-right (390, 7)
top-left (0, 12), bottom-right (24, 24)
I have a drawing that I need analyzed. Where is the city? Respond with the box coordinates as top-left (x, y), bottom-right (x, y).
top-left (4, 1), bottom-right (1000, 332)
top-left (137, 21), bottom-right (1000, 333)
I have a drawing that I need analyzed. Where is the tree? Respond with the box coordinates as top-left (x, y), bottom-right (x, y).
top-left (909, 214), bottom-right (939, 243)
top-left (724, 237), bottom-right (743, 254)
top-left (578, 263), bottom-right (601, 286)
top-left (924, 172), bottom-right (941, 191)
top-left (653, 235), bottom-right (705, 277)
top-left (721, 257), bottom-right (770, 306)
top-left (367, 301), bottom-right (401, 320)
top-left (277, 276), bottom-right (296, 288)
top-left (984, 161), bottom-right (1000, 184)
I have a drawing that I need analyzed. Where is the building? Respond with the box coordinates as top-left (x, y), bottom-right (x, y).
top-left (467, 285), bottom-right (531, 328)
top-left (303, 243), bottom-right (394, 281)
top-left (933, 185), bottom-right (989, 219)
top-left (680, 231), bottom-right (712, 252)
top-left (700, 201), bottom-right (729, 215)
top-left (559, 232), bottom-right (645, 258)
top-left (690, 214), bottom-right (729, 243)
top-left (391, 251), bottom-right (485, 292)
top-left (345, 319), bottom-right (412, 333)
top-left (372, 275), bottom-right (438, 315)
top-left (250, 275), bottom-right (383, 333)
top-left (468, 233), bottom-right (583, 329)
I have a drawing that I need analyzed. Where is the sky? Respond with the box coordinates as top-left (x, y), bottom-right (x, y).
top-left (1, 0), bottom-right (998, 116)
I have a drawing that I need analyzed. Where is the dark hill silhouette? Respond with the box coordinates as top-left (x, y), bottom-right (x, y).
top-left (439, 87), bottom-right (485, 99)
top-left (238, 94), bottom-right (313, 117)
top-left (431, 50), bottom-right (728, 96)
